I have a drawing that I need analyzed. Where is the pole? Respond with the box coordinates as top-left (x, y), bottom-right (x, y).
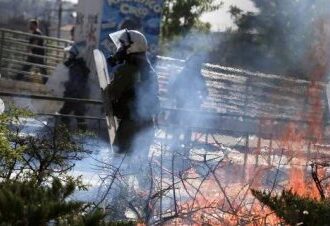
top-left (57, 0), bottom-right (63, 38)
top-left (0, 30), bottom-right (4, 69)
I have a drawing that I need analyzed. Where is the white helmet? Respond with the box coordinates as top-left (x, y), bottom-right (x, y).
top-left (109, 29), bottom-right (148, 54)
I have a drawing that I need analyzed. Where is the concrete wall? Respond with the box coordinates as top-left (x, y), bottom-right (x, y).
top-left (0, 78), bottom-right (62, 114)
top-left (75, 0), bottom-right (103, 67)
top-left (74, 0), bottom-right (105, 126)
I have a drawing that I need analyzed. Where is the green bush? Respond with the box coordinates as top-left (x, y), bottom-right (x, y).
top-left (252, 189), bottom-right (330, 226)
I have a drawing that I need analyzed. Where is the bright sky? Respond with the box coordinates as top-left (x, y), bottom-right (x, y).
top-left (66, 0), bottom-right (257, 31)
top-left (201, 0), bottom-right (257, 31)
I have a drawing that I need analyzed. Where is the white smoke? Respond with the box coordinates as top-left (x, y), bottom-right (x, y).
top-left (46, 64), bottom-right (69, 98)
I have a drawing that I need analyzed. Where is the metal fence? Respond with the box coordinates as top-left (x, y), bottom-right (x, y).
top-left (0, 28), bottom-right (72, 83)
top-left (0, 28), bottom-right (329, 142)
top-left (1, 52), bottom-right (330, 177)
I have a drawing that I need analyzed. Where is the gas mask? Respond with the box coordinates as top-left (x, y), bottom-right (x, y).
top-left (107, 29), bottom-right (133, 67)
top-left (107, 46), bottom-right (129, 67)
top-left (107, 29), bottom-right (148, 67)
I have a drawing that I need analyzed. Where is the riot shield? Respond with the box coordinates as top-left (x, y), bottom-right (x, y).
top-left (93, 49), bottom-right (116, 149)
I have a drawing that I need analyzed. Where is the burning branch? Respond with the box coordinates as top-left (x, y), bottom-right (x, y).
top-left (310, 161), bottom-right (330, 200)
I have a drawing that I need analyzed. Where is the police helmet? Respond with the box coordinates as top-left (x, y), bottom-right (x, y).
top-left (109, 29), bottom-right (148, 54)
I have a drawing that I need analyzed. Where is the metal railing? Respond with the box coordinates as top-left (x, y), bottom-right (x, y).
top-left (0, 28), bottom-right (72, 82)
top-left (0, 30), bottom-right (328, 141)
top-left (155, 56), bottom-right (329, 123)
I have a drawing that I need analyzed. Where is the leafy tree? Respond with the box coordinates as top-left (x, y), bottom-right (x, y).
top-left (161, 0), bottom-right (222, 41)
top-left (0, 106), bottom-right (90, 185)
top-left (0, 107), bottom-right (33, 181)
top-left (0, 178), bottom-right (83, 225)
top-left (252, 161), bottom-right (330, 225)
top-left (160, 0), bottom-right (222, 58)
top-left (0, 107), bottom-right (87, 224)
top-left (0, 178), bottom-right (135, 225)
top-left (214, 0), bottom-right (330, 76)
top-left (0, 106), bottom-right (135, 225)
top-left (252, 189), bottom-right (330, 226)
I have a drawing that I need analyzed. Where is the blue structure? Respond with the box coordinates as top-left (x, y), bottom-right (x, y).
top-left (99, 0), bottom-right (164, 58)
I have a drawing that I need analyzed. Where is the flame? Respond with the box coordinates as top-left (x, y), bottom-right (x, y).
top-left (161, 16), bottom-right (330, 226)
top-left (306, 79), bottom-right (325, 143)
top-left (164, 165), bottom-right (284, 225)
top-left (288, 167), bottom-right (320, 199)
top-left (305, 16), bottom-right (330, 143)
top-left (283, 16), bottom-right (330, 200)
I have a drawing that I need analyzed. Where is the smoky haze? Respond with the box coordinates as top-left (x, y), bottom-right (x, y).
top-left (3, 1), bottom-right (328, 222)
top-left (209, 0), bottom-right (330, 78)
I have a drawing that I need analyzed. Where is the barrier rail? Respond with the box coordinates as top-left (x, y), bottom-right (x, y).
top-left (0, 28), bottom-right (72, 82)
top-left (0, 29), bottom-right (328, 142)
top-left (0, 90), bottom-right (328, 137)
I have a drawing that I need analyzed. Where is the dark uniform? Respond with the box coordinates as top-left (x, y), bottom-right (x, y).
top-left (105, 53), bottom-right (159, 154)
top-left (17, 30), bottom-right (47, 82)
top-left (59, 57), bottom-right (90, 130)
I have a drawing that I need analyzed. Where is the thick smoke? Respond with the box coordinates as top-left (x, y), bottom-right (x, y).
top-left (213, 0), bottom-right (330, 78)
top-left (116, 31), bottom-right (221, 173)
top-left (91, 2), bottom-right (330, 220)
top-left (279, 0), bottom-right (330, 78)
top-left (92, 31), bottom-right (222, 219)
top-left (157, 31), bottom-right (220, 124)
top-left (161, 30), bottom-right (223, 59)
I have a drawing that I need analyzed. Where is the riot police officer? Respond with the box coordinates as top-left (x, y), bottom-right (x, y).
top-left (105, 29), bottom-right (160, 155)
top-left (59, 44), bottom-right (90, 130)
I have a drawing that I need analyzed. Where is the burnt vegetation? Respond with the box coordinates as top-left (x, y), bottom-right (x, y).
top-left (1, 0), bottom-right (330, 225)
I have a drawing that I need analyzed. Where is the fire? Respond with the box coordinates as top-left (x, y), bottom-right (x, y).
top-left (288, 167), bottom-right (320, 199)
top-left (306, 16), bottom-right (330, 142)
top-left (160, 16), bottom-right (330, 226)
top-left (305, 68), bottom-right (326, 144)
top-left (164, 165), bottom-right (284, 225)
top-left (283, 16), bottom-right (330, 201)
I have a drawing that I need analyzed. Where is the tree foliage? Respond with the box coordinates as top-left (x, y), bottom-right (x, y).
top-left (0, 178), bottom-right (135, 225)
top-left (251, 161), bottom-right (330, 225)
top-left (0, 106), bottom-right (89, 185)
top-left (252, 189), bottom-right (330, 226)
top-left (0, 178), bottom-right (83, 225)
top-left (213, 0), bottom-right (330, 76)
top-left (0, 107), bottom-right (134, 225)
top-left (161, 0), bottom-right (222, 40)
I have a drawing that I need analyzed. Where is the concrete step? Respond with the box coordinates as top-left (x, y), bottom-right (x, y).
top-left (0, 78), bottom-right (62, 113)
top-left (0, 78), bottom-right (49, 94)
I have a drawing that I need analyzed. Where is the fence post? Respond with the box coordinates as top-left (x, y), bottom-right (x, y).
top-left (0, 30), bottom-right (4, 73)
top-left (242, 78), bottom-right (250, 179)
top-left (268, 133), bottom-right (273, 165)
top-left (243, 133), bottom-right (249, 180)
